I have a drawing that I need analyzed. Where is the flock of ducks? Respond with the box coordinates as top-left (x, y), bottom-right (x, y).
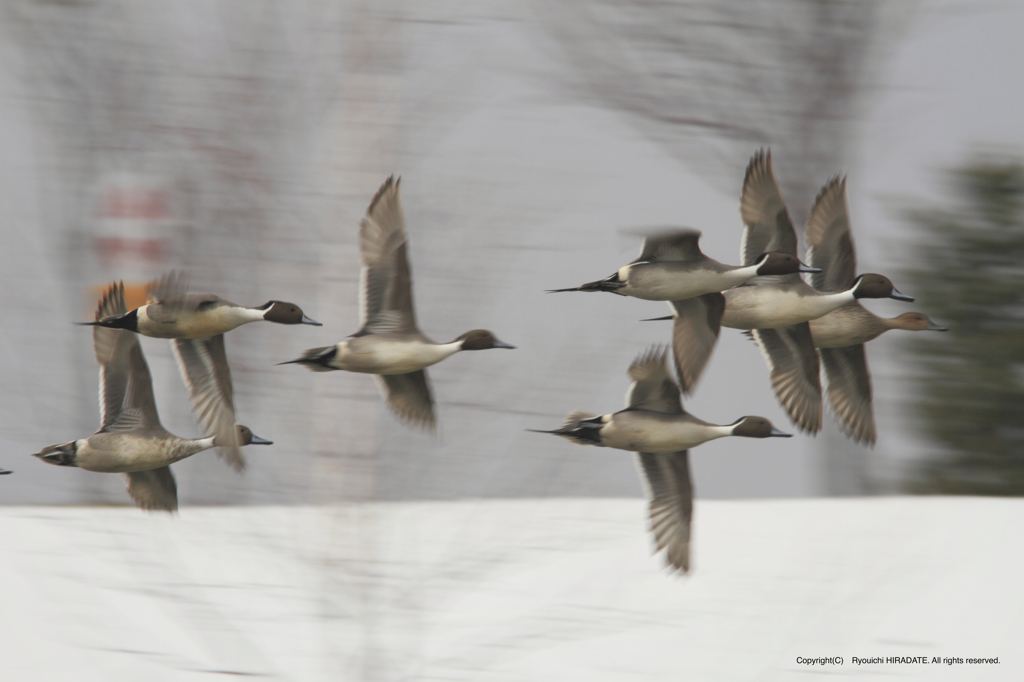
top-left (27, 176), bottom-right (513, 510)
top-left (536, 149), bottom-right (945, 573)
top-left (18, 149), bottom-right (945, 574)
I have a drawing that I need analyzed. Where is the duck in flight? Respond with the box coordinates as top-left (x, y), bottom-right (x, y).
top-left (803, 175), bottom-right (947, 445)
top-left (83, 271), bottom-right (319, 470)
top-left (530, 346), bottom-right (790, 574)
top-left (548, 228), bottom-right (818, 301)
top-left (36, 282), bottom-right (272, 511)
top-left (282, 176), bottom-right (514, 431)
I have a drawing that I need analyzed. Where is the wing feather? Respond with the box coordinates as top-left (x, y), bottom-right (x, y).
top-left (750, 324), bottom-right (822, 434)
top-left (636, 451), bottom-right (693, 573)
top-left (668, 293), bottom-right (724, 394)
top-left (805, 176), bottom-right (857, 292)
top-left (820, 345), bottom-right (876, 446)
top-left (625, 347), bottom-right (684, 414)
top-left (170, 335), bottom-right (243, 470)
top-left (124, 467), bottom-right (178, 512)
top-left (374, 370), bottom-right (436, 432)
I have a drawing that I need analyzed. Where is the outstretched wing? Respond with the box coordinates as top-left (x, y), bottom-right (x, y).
top-left (820, 344), bottom-right (876, 446)
top-left (625, 347), bottom-right (684, 415)
top-left (636, 451), bottom-right (693, 574)
top-left (124, 467), bottom-right (177, 512)
top-left (668, 293), bottom-right (725, 394)
top-left (145, 271), bottom-right (189, 304)
top-left (374, 370), bottom-right (436, 432)
top-left (356, 176), bottom-right (419, 336)
top-left (170, 335), bottom-right (243, 471)
top-left (634, 229), bottom-right (705, 263)
top-left (805, 176), bottom-right (857, 293)
top-left (750, 324), bottom-right (822, 434)
top-left (94, 282), bottom-right (162, 433)
top-left (740, 149), bottom-right (798, 265)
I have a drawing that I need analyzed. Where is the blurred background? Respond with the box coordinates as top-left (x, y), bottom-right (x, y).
top-left (1, 0), bottom-right (1023, 678)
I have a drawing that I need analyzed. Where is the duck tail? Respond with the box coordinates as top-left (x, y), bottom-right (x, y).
top-left (546, 273), bottom-right (625, 294)
top-left (277, 346), bottom-right (338, 372)
top-left (527, 410), bottom-right (604, 446)
top-left (34, 441), bottom-right (78, 467)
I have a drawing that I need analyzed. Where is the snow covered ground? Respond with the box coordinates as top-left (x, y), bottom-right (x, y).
top-left (2, 497), bottom-right (1020, 681)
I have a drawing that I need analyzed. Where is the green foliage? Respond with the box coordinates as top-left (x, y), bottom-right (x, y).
top-left (902, 159), bottom-right (1024, 495)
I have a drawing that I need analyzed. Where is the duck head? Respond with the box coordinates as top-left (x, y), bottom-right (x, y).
top-left (259, 301), bottom-right (322, 326)
top-left (730, 416), bottom-right (791, 438)
top-left (851, 274), bottom-right (914, 302)
top-left (755, 252), bottom-right (822, 276)
top-left (893, 312), bottom-right (948, 332)
top-left (456, 330), bottom-right (516, 350)
top-left (213, 425), bottom-right (274, 447)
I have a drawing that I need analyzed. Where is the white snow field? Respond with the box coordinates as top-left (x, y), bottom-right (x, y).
top-left (1, 497), bottom-right (1020, 681)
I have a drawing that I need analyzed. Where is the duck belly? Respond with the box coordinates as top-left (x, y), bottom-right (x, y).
top-left (75, 434), bottom-right (202, 473)
top-left (138, 305), bottom-right (256, 339)
top-left (599, 416), bottom-right (719, 453)
top-left (721, 287), bottom-right (848, 329)
top-left (621, 264), bottom-right (745, 301)
top-left (334, 339), bottom-right (460, 375)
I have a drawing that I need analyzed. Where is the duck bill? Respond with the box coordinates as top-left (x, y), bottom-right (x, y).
top-left (300, 314), bottom-right (323, 326)
top-left (888, 288), bottom-right (915, 302)
top-left (249, 434), bottom-right (274, 445)
top-left (797, 262), bottom-right (823, 273)
top-left (491, 339), bottom-right (516, 349)
top-left (769, 428), bottom-right (792, 438)
top-left (926, 321), bottom-right (949, 331)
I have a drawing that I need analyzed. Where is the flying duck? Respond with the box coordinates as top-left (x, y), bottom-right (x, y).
top-left (804, 175), bottom-right (947, 444)
top-left (282, 176), bottom-right (514, 431)
top-left (530, 346), bottom-right (790, 573)
top-left (548, 228), bottom-right (817, 300)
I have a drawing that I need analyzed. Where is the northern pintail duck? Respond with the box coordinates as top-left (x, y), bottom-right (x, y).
top-left (282, 176), bottom-right (514, 431)
top-left (531, 347), bottom-right (790, 573)
top-left (548, 228), bottom-right (816, 300)
top-left (803, 176), bottom-right (947, 444)
top-left (36, 283), bottom-right (272, 511)
top-left (650, 150), bottom-right (913, 433)
top-left (85, 272), bottom-right (319, 469)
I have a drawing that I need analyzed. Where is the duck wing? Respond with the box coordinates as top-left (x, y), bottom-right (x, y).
top-left (750, 323), bottom-right (822, 434)
top-left (375, 370), bottom-right (436, 432)
top-left (668, 293), bottom-right (725, 394)
top-left (636, 451), bottom-right (693, 574)
top-left (94, 282), bottom-right (162, 433)
top-left (633, 229), bottom-right (705, 263)
top-left (740, 149), bottom-right (799, 268)
top-left (356, 176), bottom-right (419, 336)
top-left (123, 466), bottom-right (178, 512)
top-left (805, 176), bottom-right (857, 292)
top-left (820, 344), bottom-right (876, 446)
top-left (170, 334), bottom-right (243, 470)
top-left (625, 347), bottom-right (684, 415)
